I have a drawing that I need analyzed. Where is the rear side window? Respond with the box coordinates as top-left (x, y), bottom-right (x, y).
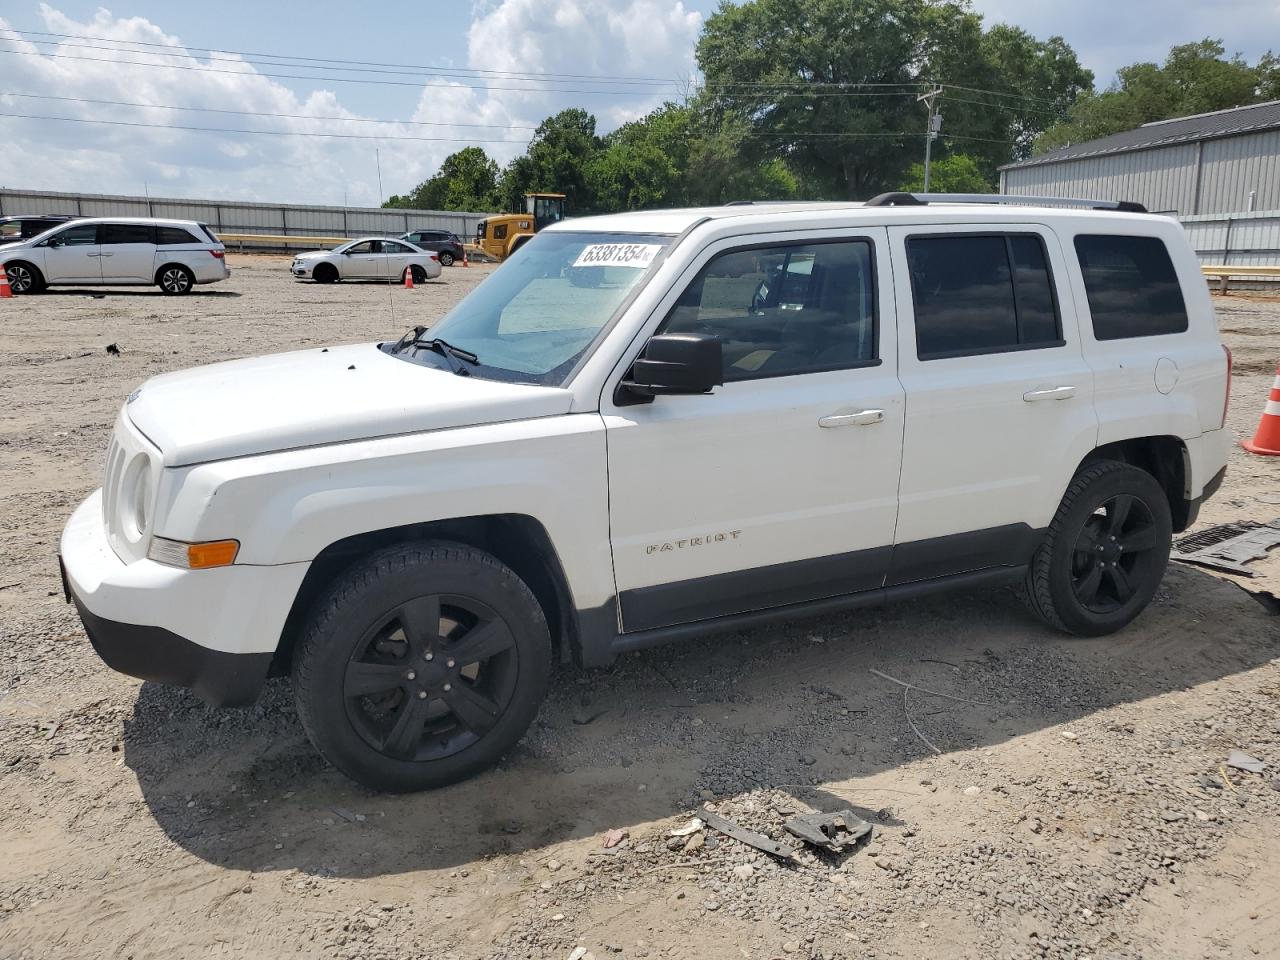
top-left (156, 226), bottom-right (198, 245)
top-left (1074, 235), bottom-right (1189, 340)
top-left (102, 224), bottom-right (154, 244)
top-left (907, 234), bottom-right (1062, 359)
top-left (198, 223), bottom-right (220, 243)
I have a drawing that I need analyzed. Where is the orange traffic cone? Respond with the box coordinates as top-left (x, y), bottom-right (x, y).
top-left (1242, 365), bottom-right (1280, 456)
top-left (462, 248), bottom-right (470, 268)
top-left (0, 265), bottom-right (12, 299)
top-left (403, 265), bottom-right (414, 290)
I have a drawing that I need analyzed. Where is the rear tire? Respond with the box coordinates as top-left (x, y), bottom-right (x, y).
top-left (293, 541), bottom-right (552, 792)
top-left (438, 252), bottom-right (455, 267)
top-left (5, 261), bottom-right (44, 294)
top-left (313, 263), bottom-right (338, 284)
top-left (157, 264), bottom-right (194, 295)
top-left (1023, 461), bottom-right (1172, 636)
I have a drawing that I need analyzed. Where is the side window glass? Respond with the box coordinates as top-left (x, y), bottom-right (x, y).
top-left (156, 227), bottom-right (197, 245)
top-left (1074, 235), bottom-right (1189, 340)
top-left (494, 224), bottom-right (509, 240)
top-left (660, 240), bottom-right (877, 381)
top-left (346, 241), bottom-right (373, 254)
top-left (907, 234), bottom-right (1061, 359)
top-left (51, 224), bottom-right (99, 246)
top-left (102, 224), bottom-right (154, 245)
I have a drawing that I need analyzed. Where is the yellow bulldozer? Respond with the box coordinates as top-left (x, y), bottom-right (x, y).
top-left (471, 193), bottom-right (566, 261)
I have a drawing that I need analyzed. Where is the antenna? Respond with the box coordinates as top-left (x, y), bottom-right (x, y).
top-left (375, 147), bottom-right (396, 325)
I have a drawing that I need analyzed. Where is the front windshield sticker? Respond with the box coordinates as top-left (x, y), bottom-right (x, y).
top-left (572, 243), bottom-right (663, 269)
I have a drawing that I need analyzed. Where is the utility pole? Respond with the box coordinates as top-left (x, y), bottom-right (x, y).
top-left (917, 86), bottom-right (943, 193)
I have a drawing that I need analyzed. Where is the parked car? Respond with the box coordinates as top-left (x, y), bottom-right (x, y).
top-left (0, 218), bottom-right (227, 295)
top-left (60, 194), bottom-right (1231, 792)
top-left (399, 229), bottom-right (466, 266)
top-left (0, 214), bottom-right (76, 243)
top-left (292, 237), bottom-right (442, 283)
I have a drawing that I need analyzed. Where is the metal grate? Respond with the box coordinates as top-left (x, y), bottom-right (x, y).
top-left (1172, 520), bottom-right (1280, 577)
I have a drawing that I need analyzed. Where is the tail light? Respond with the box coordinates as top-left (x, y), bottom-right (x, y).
top-left (1222, 344), bottom-right (1232, 428)
top-left (209, 250), bottom-right (225, 259)
top-left (429, 254), bottom-right (439, 262)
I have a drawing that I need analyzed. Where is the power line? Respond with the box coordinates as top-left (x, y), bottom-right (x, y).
top-left (2, 27), bottom-right (679, 84)
top-left (0, 45), bottom-right (679, 96)
top-left (0, 111), bottom-right (532, 143)
top-left (0, 109), bottom-right (1013, 144)
top-left (0, 91), bottom-right (540, 130)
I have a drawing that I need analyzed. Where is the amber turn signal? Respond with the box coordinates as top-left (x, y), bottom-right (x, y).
top-left (148, 536), bottom-right (239, 569)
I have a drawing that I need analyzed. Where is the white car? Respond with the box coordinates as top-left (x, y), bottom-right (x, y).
top-left (61, 194), bottom-right (1231, 792)
top-left (0, 217), bottom-right (228, 295)
top-left (291, 237), bottom-right (442, 284)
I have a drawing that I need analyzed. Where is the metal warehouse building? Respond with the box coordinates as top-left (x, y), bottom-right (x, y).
top-left (999, 100), bottom-right (1280, 267)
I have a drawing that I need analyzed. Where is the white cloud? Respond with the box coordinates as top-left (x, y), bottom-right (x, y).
top-left (0, 1), bottom-right (703, 206)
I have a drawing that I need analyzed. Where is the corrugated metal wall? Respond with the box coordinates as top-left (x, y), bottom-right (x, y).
top-left (1001, 129), bottom-right (1280, 217)
top-left (0, 188), bottom-right (495, 250)
top-left (1000, 143), bottom-right (1200, 215)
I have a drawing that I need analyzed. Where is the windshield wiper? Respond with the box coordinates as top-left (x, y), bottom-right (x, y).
top-left (412, 335), bottom-right (479, 376)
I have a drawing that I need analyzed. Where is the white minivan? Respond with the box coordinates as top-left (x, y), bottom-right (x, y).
top-left (0, 217), bottom-right (229, 295)
top-left (60, 194), bottom-right (1231, 791)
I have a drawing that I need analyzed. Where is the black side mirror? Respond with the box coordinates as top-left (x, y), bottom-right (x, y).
top-left (617, 333), bottom-right (723, 406)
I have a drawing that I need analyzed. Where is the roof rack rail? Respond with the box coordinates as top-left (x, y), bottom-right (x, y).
top-left (865, 192), bottom-right (1147, 213)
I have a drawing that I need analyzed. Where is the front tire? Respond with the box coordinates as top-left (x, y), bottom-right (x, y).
top-left (1023, 461), bottom-right (1172, 636)
top-left (313, 263), bottom-right (338, 284)
top-left (293, 541), bottom-right (552, 792)
top-left (157, 264), bottom-right (194, 295)
top-left (6, 261), bottom-right (44, 294)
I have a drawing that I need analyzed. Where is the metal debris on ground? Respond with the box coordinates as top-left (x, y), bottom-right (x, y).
top-left (700, 806), bottom-right (798, 862)
top-left (784, 810), bottom-right (874, 853)
top-left (1226, 750), bottom-right (1266, 774)
top-left (1172, 520), bottom-right (1280, 576)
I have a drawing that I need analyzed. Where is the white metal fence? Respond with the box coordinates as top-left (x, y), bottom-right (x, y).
top-left (0, 188), bottom-right (495, 250)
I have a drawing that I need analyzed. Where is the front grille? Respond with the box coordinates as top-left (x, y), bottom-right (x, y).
top-left (102, 434), bottom-right (126, 534)
top-left (101, 410), bottom-right (161, 564)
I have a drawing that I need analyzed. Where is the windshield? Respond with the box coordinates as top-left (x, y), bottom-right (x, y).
top-left (389, 230), bottom-right (672, 385)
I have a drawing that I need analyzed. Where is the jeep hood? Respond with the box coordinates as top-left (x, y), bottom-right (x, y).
top-left (126, 343), bottom-right (574, 467)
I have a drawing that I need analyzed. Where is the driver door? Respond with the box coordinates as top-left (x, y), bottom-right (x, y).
top-left (342, 240), bottom-right (380, 279)
top-left (603, 229), bottom-right (905, 633)
top-left (40, 223), bottom-right (102, 283)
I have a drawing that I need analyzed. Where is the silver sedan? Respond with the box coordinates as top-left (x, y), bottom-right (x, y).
top-left (291, 237), bottom-right (443, 284)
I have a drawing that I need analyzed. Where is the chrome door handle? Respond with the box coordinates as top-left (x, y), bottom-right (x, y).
top-left (98, 252), bottom-right (114, 257)
top-left (1023, 385), bottom-right (1076, 402)
top-left (819, 409), bottom-right (884, 428)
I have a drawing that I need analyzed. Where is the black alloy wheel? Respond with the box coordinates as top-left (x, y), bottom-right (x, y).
top-left (293, 541), bottom-right (551, 791)
top-left (343, 593), bottom-right (519, 762)
top-left (1023, 460), bottom-right (1173, 636)
top-left (1070, 494), bottom-right (1160, 613)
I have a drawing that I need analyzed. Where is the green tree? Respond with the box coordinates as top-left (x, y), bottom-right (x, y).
top-left (696, 0), bottom-right (1090, 198)
top-left (497, 108), bottom-right (602, 213)
top-left (587, 104), bottom-right (696, 210)
top-left (385, 146), bottom-right (499, 211)
top-left (898, 153), bottom-right (990, 192)
top-left (1037, 40), bottom-right (1270, 153)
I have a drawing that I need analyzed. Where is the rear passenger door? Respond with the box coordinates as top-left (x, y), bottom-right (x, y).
top-left (886, 225), bottom-right (1098, 584)
top-left (99, 223), bottom-right (157, 282)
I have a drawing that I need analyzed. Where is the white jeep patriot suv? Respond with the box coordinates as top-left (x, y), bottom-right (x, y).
top-left (60, 193), bottom-right (1231, 791)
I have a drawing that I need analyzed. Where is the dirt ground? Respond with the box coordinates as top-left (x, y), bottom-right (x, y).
top-left (0, 255), bottom-right (1277, 960)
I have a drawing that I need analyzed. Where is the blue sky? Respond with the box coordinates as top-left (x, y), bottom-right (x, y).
top-left (1, 1), bottom-right (1276, 206)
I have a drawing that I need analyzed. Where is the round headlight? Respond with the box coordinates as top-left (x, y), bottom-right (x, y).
top-left (120, 452), bottom-right (153, 542)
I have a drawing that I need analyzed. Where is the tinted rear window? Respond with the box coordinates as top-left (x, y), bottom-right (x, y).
top-left (157, 226), bottom-right (199, 245)
top-left (198, 223), bottom-right (220, 243)
top-left (1074, 235), bottom-right (1189, 340)
top-left (907, 234), bottom-right (1061, 359)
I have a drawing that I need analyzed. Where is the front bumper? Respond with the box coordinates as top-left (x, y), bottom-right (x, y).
top-left (291, 262), bottom-right (313, 277)
top-left (60, 490), bottom-right (308, 707)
